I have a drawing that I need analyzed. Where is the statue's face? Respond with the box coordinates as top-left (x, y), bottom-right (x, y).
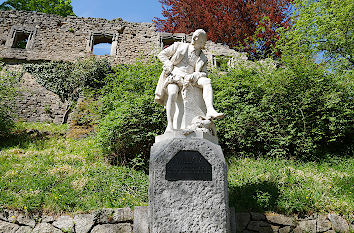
top-left (194, 35), bottom-right (207, 49)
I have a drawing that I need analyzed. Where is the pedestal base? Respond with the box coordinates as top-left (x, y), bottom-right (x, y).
top-left (149, 138), bottom-right (230, 233)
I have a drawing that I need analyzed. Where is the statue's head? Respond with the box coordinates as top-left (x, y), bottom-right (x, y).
top-left (191, 29), bottom-right (207, 49)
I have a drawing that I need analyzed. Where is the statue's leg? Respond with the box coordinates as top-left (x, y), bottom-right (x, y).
top-left (197, 77), bottom-right (224, 119)
top-left (166, 83), bottom-right (179, 132)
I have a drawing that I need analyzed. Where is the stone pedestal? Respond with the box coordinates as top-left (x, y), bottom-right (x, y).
top-left (149, 137), bottom-right (230, 233)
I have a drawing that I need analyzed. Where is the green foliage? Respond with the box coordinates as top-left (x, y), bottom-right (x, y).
top-left (24, 56), bottom-right (111, 103)
top-left (24, 61), bottom-right (75, 102)
top-left (277, 0), bottom-right (354, 70)
top-left (0, 0), bottom-right (75, 17)
top-left (0, 65), bottom-right (20, 136)
top-left (214, 56), bottom-right (231, 72)
top-left (1, 123), bottom-right (352, 216)
top-left (228, 156), bottom-right (353, 216)
top-left (0, 122), bottom-right (148, 213)
top-left (96, 59), bottom-right (165, 167)
top-left (212, 59), bottom-right (353, 159)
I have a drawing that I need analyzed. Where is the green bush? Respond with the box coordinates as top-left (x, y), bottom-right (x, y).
top-left (96, 59), bottom-right (165, 167)
top-left (0, 64), bottom-right (20, 136)
top-left (24, 56), bottom-right (111, 103)
top-left (212, 58), bottom-right (353, 159)
top-left (97, 57), bottom-right (352, 164)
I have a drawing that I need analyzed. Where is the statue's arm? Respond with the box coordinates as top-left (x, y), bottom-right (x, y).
top-left (158, 43), bottom-right (179, 74)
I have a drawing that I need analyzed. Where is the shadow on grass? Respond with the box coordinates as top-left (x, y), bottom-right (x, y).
top-left (0, 130), bottom-right (51, 150)
top-left (229, 181), bottom-right (280, 212)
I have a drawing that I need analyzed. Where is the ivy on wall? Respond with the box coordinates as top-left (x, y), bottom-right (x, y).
top-left (24, 56), bottom-right (112, 103)
top-left (0, 62), bottom-right (22, 134)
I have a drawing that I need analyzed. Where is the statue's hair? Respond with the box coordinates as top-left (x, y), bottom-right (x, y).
top-left (191, 29), bottom-right (207, 44)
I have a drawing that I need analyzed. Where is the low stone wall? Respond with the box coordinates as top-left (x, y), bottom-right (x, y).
top-left (0, 207), bottom-right (351, 233)
top-left (233, 210), bottom-right (351, 233)
top-left (0, 208), bottom-right (134, 233)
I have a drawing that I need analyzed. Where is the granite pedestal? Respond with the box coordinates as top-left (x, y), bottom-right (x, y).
top-left (149, 137), bottom-right (230, 233)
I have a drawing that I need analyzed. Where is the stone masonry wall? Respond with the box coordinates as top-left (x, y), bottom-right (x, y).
top-left (5, 64), bottom-right (68, 124)
top-left (0, 207), bottom-right (352, 233)
top-left (0, 10), bottom-right (159, 64)
top-left (0, 10), bottom-right (248, 124)
top-left (0, 10), bottom-right (245, 66)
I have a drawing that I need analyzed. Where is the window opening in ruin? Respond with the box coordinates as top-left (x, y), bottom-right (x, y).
top-left (160, 33), bottom-right (186, 49)
top-left (213, 55), bottom-right (231, 71)
top-left (92, 34), bottom-right (113, 55)
top-left (12, 31), bottom-right (30, 49)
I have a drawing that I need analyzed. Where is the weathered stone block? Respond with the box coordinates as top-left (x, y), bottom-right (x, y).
top-left (74, 214), bottom-right (95, 233)
top-left (0, 220), bottom-right (19, 233)
top-left (266, 213), bottom-right (296, 226)
top-left (328, 214), bottom-right (349, 233)
top-left (52, 215), bottom-right (74, 232)
top-left (149, 138), bottom-right (230, 233)
top-left (235, 212), bottom-right (250, 232)
top-left (247, 221), bottom-right (273, 233)
top-left (278, 226), bottom-right (291, 233)
top-left (298, 220), bottom-right (316, 233)
top-left (317, 214), bottom-right (332, 232)
top-left (91, 223), bottom-right (132, 233)
top-left (32, 223), bottom-right (63, 233)
top-left (133, 206), bottom-right (149, 233)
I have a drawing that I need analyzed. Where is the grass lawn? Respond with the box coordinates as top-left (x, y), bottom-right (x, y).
top-left (0, 122), bottom-right (148, 214)
top-left (0, 122), bottom-right (352, 221)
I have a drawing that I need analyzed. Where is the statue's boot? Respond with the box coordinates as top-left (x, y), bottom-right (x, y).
top-left (203, 83), bottom-right (224, 120)
top-left (206, 110), bottom-right (224, 120)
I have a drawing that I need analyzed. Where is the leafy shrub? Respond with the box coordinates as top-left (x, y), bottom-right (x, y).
top-left (24, 56), bottom-right (111, 103)
top-left (212, 58), bottom-right (353, 159)
top-left (24, 61), bottom-right (74, 102)
top-left (97, 56), bottom-right (352, 164)
top-left (96, 59), bottom-right (165, 167)
top-left (0, 64), bottom-right (20, 135)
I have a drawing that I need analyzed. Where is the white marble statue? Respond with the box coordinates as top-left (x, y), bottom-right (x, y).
top-left (155, 29), bottom-right (224, 134)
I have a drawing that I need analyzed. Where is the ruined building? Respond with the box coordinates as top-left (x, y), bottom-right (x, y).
top-left (0, 10), bottom-right (246, 123)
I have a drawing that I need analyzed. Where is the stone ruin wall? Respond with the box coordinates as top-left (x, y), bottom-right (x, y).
top-left (0, 10), bottom-right (159, 63)
top-left (0, 10), bottom-right (245, 124)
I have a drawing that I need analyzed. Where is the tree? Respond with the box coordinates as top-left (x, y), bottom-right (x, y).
top-left (154, 0), bottom-right (293, 60)
top-left (277, 0), bottom-right (354, 70)
top-left (0, 0), bottom-right (75, 17)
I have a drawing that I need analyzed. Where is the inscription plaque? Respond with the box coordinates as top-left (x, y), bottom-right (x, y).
top-left (165, 150), bottom-right (212, 181)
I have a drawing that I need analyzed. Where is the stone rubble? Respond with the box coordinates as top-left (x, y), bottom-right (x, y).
top-left (234, 211), bottom-right (351, 233)
top-left (0, 208), bottom-right (351, 233)
top-left (0, 208), bottom-right (134, 233)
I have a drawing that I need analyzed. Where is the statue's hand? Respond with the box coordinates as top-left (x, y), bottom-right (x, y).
top-left (193, 72), bottom-right (207, 80)
top-left (163, 61), bottom-right (174, 74)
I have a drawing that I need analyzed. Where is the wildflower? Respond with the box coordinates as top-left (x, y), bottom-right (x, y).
top-left (122, 198), bottom-right (125, 200)
top-left (30, 189), bottom-right (33, 191)
top-left (11, 171), bottom-right (15, 175)
top-left (11, 216), bottom-right (15, 218)
top-left (306, 196), bottom-right (309, 199)
top-left (24, 206), bottom-right (27, 210)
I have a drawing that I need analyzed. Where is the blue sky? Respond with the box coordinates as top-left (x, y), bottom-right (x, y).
top-left (0, 0), bottom-right (163, 22)
top-left (71, 0), bottom-right (163, 22)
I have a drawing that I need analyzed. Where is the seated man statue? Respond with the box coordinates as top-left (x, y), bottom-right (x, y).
top-left (155, 29), bottom-right (224, 132)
